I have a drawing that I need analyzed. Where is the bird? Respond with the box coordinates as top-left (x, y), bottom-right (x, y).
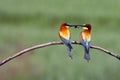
top-left (79, 24), bottom-right (92, 61)
top-left (58, 23), bottom-right (73, 59)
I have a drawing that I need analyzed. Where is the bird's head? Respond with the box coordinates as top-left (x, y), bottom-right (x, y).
top-left (60, 23), bottom-right (92, 30)
top-left (61, 23), bottom-right (69, 29)
top-left (79, 24), bottom-right (92, 31)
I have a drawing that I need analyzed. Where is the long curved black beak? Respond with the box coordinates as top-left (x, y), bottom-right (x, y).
top-left (66, 23), bottom-right (86, 28)
top-left (78, 24), bottom-right (86, 27)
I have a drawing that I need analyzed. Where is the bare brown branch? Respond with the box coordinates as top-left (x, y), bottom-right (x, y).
top-left (0, 41), bottom-right (120, 66)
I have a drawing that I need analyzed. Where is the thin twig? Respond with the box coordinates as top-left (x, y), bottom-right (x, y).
top-left (0, 41), bottom-right (120, 66)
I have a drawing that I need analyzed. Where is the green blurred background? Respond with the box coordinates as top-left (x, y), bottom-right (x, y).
top-left (0, 0), bottom-right (120, 80)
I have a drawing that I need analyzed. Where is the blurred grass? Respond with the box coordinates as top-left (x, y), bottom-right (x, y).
top-left (0, 0), bottom-right (120, 80)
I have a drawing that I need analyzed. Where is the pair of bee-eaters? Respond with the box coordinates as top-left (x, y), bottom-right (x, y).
top-left (59, 23), bottom-right (91, 61)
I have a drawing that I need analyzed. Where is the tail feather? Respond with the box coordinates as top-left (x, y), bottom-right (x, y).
top-left (84, 46), bottom-right (90, 62)
top-left (68, 43), bottom-right (73, 49)
top-left (61, 38), bottom-right (73, 59)
top-left (67, 43), bottom-right (73, 59)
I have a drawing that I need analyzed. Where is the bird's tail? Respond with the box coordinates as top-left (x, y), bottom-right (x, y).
top-left (67, 43), bottom-right (73, 59)
top-left (84, 42), bottom-right (90, 62)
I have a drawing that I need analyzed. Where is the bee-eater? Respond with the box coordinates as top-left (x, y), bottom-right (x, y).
top-left (58, 23), bottom-right (74, 59)
top-left (79, 24), bottom-right (92, 61)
